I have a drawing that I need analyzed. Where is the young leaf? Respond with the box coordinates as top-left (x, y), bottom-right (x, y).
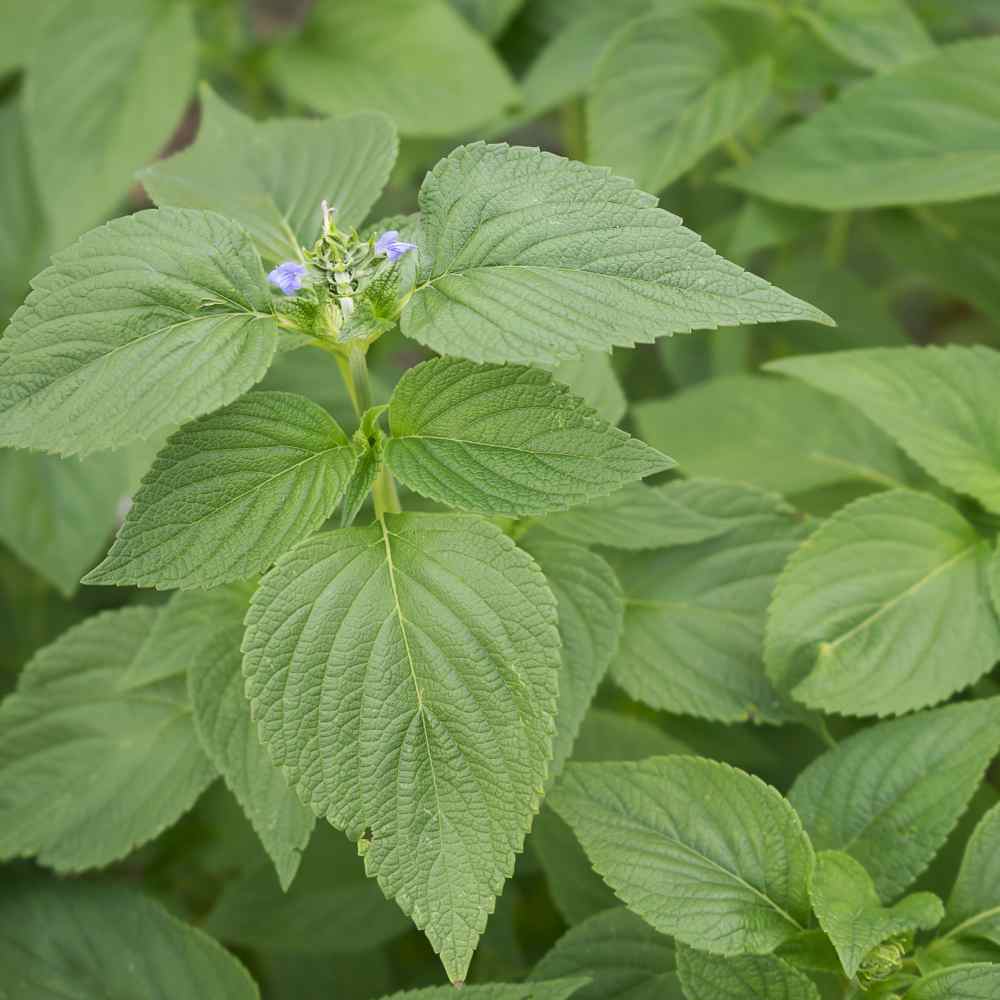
top-left (384, 357), bottom-right (672, 516)
top-left (788, 698), bottom-right (1000, 900)
top-left (676, 945), bottom-right (822, 1000)
top-left (0, 208), bottom-right (278, 457)
top-left (85, 392), bottom-right (357, 590)
top-left (550, 756), bottom-right (814, 955)
top-left (901, 964), bottom-right (1000, 999)
top-left (24, 0), bottom-right (197, 247)
top-left (0, 876), bottom-right (260, 1000)
top-left (938, 802), bottom-right (1000, 947)
top-left (809, 851), bottom-right (943, 978)
top-left (589, 14), bottom-right (773, 193)
top-left (271, 0), bottom-right (518, 137)
top-left (767, 347), bottom-right (1000, 515)
top-left (520, 534), bottom-right (624, 781)
top-left (0, 607), bottom-right (216, 870)
top-left (551, 351), bottom-right (627, 425)
top-left (402, 143), bottom-right (831, 367)
top-left (722, 38), bottom-right (1000, 209)
top-left (766, 490), bottom-right (1000, 717)
top-left (377, 979), bottom-right (590, 1000)
top-left (529, 907), bottom-right (683, 1000)
top-left (609, 482), bottom-right (811, 723)
top-left (142, 85), bottom-right (397, 265)
top-left (634, 375), bottom-right (916, 498)
top-left (243, 514), bottom-right (561, 983)
top-left (181, 584), bottom-right (316, 890)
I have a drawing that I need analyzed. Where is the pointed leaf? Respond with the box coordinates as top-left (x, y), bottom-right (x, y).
top-left (676, 945), bottom-right (821, 1000)
top-left (402, 143), bottom-right (831, 367)
top-left (551, 351), bottom-right (626, 425)
top-left (902, 964), bottom-right (1000, 999)
top-left (939, 802), bottom-right (1000, 946)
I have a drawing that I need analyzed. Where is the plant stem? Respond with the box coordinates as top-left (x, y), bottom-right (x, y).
top-left (824, 212), bottom-right (851, 267)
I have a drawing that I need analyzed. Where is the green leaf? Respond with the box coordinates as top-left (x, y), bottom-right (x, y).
top-left (788, 697), bottom-right (1000, 900)
top-left (722, 38), bottom-right (1000, 209)
top-left (589, 14), bottom-right (772, 193)
top-left (809, 851), bottom-right (943, 978)
top-left (206, 824), bottom-right (410, 954)
top-left (384, 357), bottom-right (671, 516)
top-left (0, 0), bottom-right (65, 75)
top-left (796, 0), bottom-right (935, 71)
top-left (142, 85), bottom-right (397, 265)
top-left (767, 347), bottom-right (1000, 515)
top-left (551, 351), bottom-right (627, 425)
top-left (938, 802), bottom-right (1000, 947)
top-left (450, 0), bottom-right (526, 37)
top-left (571, 707), bottom-right (691, 763)
top-left (634, 375), bottom-right (920, 497)
top-left (550, 756), bottom-right (814, 955)
top-left (540, 479), bottom-right (744, 551)
top-left (0, 876), bottom-right (259, 1000)
top-left (402, 143), bottom-right (832, 367)
top-left (766, 490), bottom-right (1000, 717)
top-left (377, 979), bottom-right (590, 1000)
top-left (243, 514), bottom-right (561, 983)
top-left (676, 945), bottom-right (821, 1000)
top-left (902, 965), bottom-right (1000, 999)
top-left (271, 0), bottom-right (518, 137)
top-left (24, 0), bottom-right (197, 247)
top-left (520, 535), bottom-right (623, 781)
top-left (610, 482), bottom-right (811, 723)
top-left (0, 208), bottom-right (278, 457)
top-left (180, 584), bottom-right (316, 890)
top-left (529, 907), bottom-right (684, 1000)
top-left (85, 392), bottom-right (357, 590)
top-left (0, 606), bottom-right (215, 870)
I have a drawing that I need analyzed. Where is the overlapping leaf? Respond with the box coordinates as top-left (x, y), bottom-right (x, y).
top-left (676, 945), bottom-right (821, 1000)
top-left (938, 803), bottom-right (1000, 947)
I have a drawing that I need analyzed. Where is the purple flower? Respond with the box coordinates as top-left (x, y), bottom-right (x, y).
top-left (268, 261), bottom-right (307, 295)
top-left (375, 230), bottom-right (417, 262)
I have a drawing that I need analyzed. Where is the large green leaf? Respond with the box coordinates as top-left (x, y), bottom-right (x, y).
top-left (243, 514), bottom-right (561, 983)
top-left (551, 352), bottom-right (627, 425)
top-left (903, 965), bottom-right (1000, 999)
top-left (85, 392), bottom-right (357, 590)
top-left (271, 0), bottom-right (518, 137)
top-left (788, 698), bottom-right (1000, 900)
top-left (24, 0), bottom-right (197, 247)
top-left (634, 375), bottom-right (915, 497)
top-left (766, 490), bottom-right (1000, 717)
top-left (723, 38), bottom-right (1000, 209)
top-left (529, 907), bottom-right (683, 1000)
top-left (0, 607), bottom-right (215, 870)
top-left (0, 877), bottom-right (259, 1000)
top-left (402, 143), bottom-right (831, 367)
top-left (0, 0), bottom-right (65, 75)
top-left (0, 208), bottom-right (278, 456)
top-left (610, 482), bottom-right (811, 723)
top-left (550, 756), bottom-right (814, 955)
top-left (676, 945), bottom-right (821, 1000)
top-left (142, 85), bottom-right (397, 264)
top-left (182, 585), bottom-right (315, 890)
top-left (809, 851), bottom-right (943, 978)
top-left (385, 357), bottom-right (671, 516)
top-left (768, 347), bottom-right (1000, 514)
top-left (378, 980), bottom-right (589, 1000)
top-left (937, 802), bottom-right (1000, 947)
top-left (589, 14), bottom-right (772, 193)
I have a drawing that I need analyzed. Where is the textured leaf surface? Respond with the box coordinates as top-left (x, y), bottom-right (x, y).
top-left (550, 756), bottom-right (814, 955)
top-left (184, 585), bottom-right (315, 890)
top-left (766, 490), bottom-right (1000, 717)
top-left (0, 607), bottom-right (215, 870)
top-left (24, 0), bottom-right (197, 246)
top-left (589, 14), bottom-right (772, 193)
top-left (723, 38), bottom-right (1000, 209)
top-left (634, 375), bottom-right (915, 497)
top-left (378, 979), bottom-right (589, 1000)
top-left (768, 347), bottom-right (1000, 514)
top-left (0, 877), bottom-right (259, 1000)
top-left (385, 358), bottom-right (671, 516)
top-left (676, 945), bottom-right (821, 1000)
top-left (402, 143), bottom-right (831, 367)
top-left (809, 850), bottom-right (943, 978)
top-left (243, 514), bottom-right (561, 982)
top-left (939, 802), bottom-right (1000, 946)
top-left (903, 965), bottom-right (1000, 999)
top-left (271, 0), bottom-right (518, 136)
top-left (0, 208), bottom-right (278, 456)
top-left (789, 698), bottom-right (1000, 900)
top-left (551, 351), bottom-right (627, 425)
top-left (610, 483), bottom-right (811, 723)
top-left (530, 907), bottom-right (683, 1000)
top-left (86, 392), bottom-right (356, 590)
top-left (143, 85), bottom-right (397, 264)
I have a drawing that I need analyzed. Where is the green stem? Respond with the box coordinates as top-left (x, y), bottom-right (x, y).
top-left (824, 212), bottom-right (852, 267)
top-left (723, 136), bottom-right (753, 167)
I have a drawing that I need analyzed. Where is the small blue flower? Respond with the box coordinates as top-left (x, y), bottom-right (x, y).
top-left (375, 230), bottom-right (417, 263)
top-left (268, 261), bottom-right (307, 295)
